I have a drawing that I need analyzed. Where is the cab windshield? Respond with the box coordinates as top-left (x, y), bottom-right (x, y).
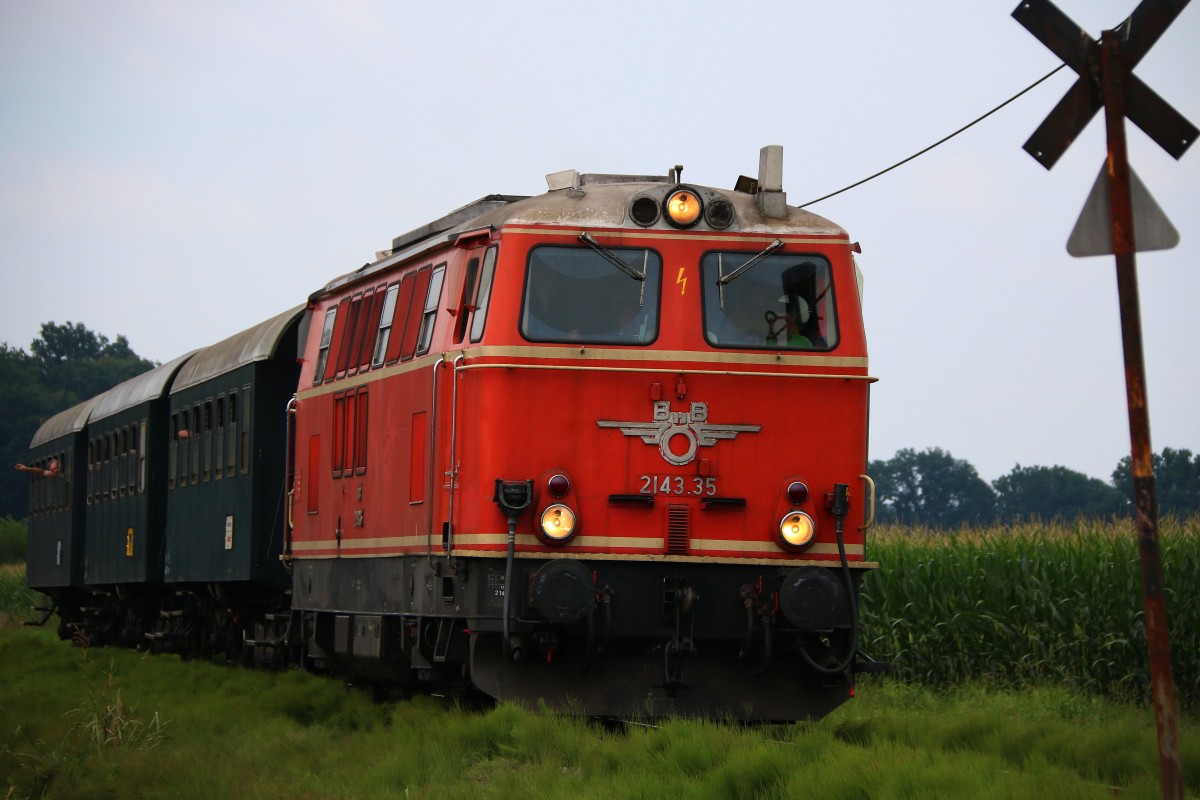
top-left (522, 245), bottom-right (661, 344)
top-left (701, 251), bottom-right (837, 350)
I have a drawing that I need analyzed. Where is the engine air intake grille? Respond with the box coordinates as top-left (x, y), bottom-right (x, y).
top-left (666, 504), bottom-right (690, 555)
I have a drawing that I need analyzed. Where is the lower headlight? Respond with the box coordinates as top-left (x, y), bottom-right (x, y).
top-left (539, 504), bottom-right (577, 543)
top-left (777, 511), bottom-right (815, 551)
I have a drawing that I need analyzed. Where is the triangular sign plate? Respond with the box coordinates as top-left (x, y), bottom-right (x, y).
top-left (1067, 164), bottom-right (1180, 257)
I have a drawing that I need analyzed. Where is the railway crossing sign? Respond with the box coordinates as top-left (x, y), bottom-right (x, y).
top-left (1014, 2), bottom-right (1194, 798)
top-left (1013, 0), bottom-right (1196, 170)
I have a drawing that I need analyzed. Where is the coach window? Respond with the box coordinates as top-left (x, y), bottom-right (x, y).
top-left (701, 252), bottom-right (838, 350)
top-left (214, 396), bottom-right (225, 482)
top-left (178, 409), bottom-right (189, 488)
top-left (226, 391), bottom-right (238, 477)
top-left (239, 385), bottom-right (251, 475)
top-left (371, 282), bottom-right (400, 367)
top-left (313, 307), bottom-right (337, 385)
top-left (521, 245), bottom-right (661, 344)
top-left (86, 440), bottom-right (94, 503)
top-left (127, 424), bottom-right (138, 494)
top-left (115, 428), bottom-right (126, 497)
top-left (469, 246), bottom-right (499, 343)
top-left (126, 427), bottom-right (134, 493)
top-left (202, 400), bottom-right (214, 482)
top-left (169, 413), bottom-right (179, 489)
top-left (137, 420), bottom-right (147, 493)
top-left (107, 433), bottom-right (117, 500)
top-left (191, 404), bottom-right (202, 483)
top-left (416, 264), bottom-right (446, 354)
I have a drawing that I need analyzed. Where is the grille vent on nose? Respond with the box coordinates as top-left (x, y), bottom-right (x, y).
top-left (666, 504), bottom-right (690, 555)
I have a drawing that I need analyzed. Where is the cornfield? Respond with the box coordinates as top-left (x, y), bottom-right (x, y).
top-left (859, 516), bottom-right (1200, 709)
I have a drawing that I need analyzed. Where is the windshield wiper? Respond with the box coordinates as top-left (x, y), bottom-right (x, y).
top-left (717, 238), bottom-right (784, 308)
top-left (718, 239), bottom-right (784, 285)
top-left (579, 232), bottom-right (647, 306)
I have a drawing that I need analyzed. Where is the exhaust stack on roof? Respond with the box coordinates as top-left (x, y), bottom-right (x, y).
top-left (757, 145), bottom-right (787, 219)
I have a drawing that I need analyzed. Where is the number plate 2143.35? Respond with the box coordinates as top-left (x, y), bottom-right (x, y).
top-left (638, 475), bottom-right (718, 497)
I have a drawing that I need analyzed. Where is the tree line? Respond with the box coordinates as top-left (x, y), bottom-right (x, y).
top-left (2, 321), bottom-right (1196, 528)
top-left (1, 322), bottom-right (156, 519)
top-left (869, 446), bottom-right (1200, 529)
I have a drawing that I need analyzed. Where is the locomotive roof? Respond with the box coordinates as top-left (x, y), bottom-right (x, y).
top-left (171, 305), bottom-right (304, 393)
top-left (29, 395), bottom-right (104, 448)
top-left (89, 351), bottom-right (197, 423)
top-left (316, 166), bottom-right (845, 299)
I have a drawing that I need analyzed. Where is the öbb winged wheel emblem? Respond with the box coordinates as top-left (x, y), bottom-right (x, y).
top-left (597, 401), bottom-right (760, 466)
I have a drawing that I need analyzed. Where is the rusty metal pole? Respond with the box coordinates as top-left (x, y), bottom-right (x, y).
top-left (1099, 29), bottom-right (1183, 800)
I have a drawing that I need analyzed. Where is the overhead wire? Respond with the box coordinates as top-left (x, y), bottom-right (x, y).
top-left (797, 63), bottom-right (1069, 208)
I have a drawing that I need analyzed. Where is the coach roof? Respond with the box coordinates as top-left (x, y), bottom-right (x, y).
top-left (89, 352), bottom-right (197, 423)
top-left (171, 305), bottom-right (304, 394)
top-left (29, 396), bottom-right (104, 448)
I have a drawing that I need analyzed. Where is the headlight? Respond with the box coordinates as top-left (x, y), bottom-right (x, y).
top-left (539, 503), bottom-right (577, 544)
top-left (777, 511), bottom-right (815, 551)
top-left (664, 188), bottom-right (702, 227)
top-left (705, 198), bottom-right (735, 230)
top-left (630, 196), bottom-right (660, 227)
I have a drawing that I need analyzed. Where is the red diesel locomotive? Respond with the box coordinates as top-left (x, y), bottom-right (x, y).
top-left (25, 146), bottom-right (880, 721)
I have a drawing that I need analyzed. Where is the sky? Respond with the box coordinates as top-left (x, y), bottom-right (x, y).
top-left (1, 1), bottom-right (1196, 484)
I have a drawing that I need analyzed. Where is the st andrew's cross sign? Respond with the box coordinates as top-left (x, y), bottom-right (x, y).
top-left (1014, 0), bottom-right (1196, 169)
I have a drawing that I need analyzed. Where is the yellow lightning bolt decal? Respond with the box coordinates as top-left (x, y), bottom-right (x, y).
top-left (676, 267), bottom-right (687, 295)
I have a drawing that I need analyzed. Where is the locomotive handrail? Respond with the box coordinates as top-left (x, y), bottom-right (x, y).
top-left (445, 353), bottom-right (467, 554)
top-left (858, 473), bottom-right (876, 532)
top-left (284, 396), bottom-right (297, 556)
top-left (427, 356), bottom-right (446, 566)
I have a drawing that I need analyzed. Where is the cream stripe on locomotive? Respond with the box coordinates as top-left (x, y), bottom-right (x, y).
top-left (290, 533), bottom-right (864, 558)
top-left (297, 347), bottom-right (872, 400)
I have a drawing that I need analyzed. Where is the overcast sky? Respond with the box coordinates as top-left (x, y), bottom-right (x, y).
top-left (1, 1), bottom-right (1196, 483)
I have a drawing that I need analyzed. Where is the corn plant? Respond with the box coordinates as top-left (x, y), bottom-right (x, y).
top-left (859, 517), bottom-right (1199, 709)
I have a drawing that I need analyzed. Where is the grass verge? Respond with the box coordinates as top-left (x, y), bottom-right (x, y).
top-left (1, 626), bottom-right (1197, 799)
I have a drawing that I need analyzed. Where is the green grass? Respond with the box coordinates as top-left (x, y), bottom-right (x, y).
top-left (0, 563), bottom-right (37, 625)
top-left (860, 516), bottom-right (1200, 709)
top-left (0, 516), bottom-right (26, 565)
top-left (1, 626), bottom-right (1197, 799)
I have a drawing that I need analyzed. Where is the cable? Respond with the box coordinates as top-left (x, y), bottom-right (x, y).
top-left (798, 64), bottom-right (1068, 208)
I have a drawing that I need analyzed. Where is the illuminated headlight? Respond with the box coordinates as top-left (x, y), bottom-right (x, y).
top-left (777, 511), bottom-right (815, 551)
top-left (539, 504), bottom-right (577, 544)
top-left (664, 188), bottom-right (702, 227)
